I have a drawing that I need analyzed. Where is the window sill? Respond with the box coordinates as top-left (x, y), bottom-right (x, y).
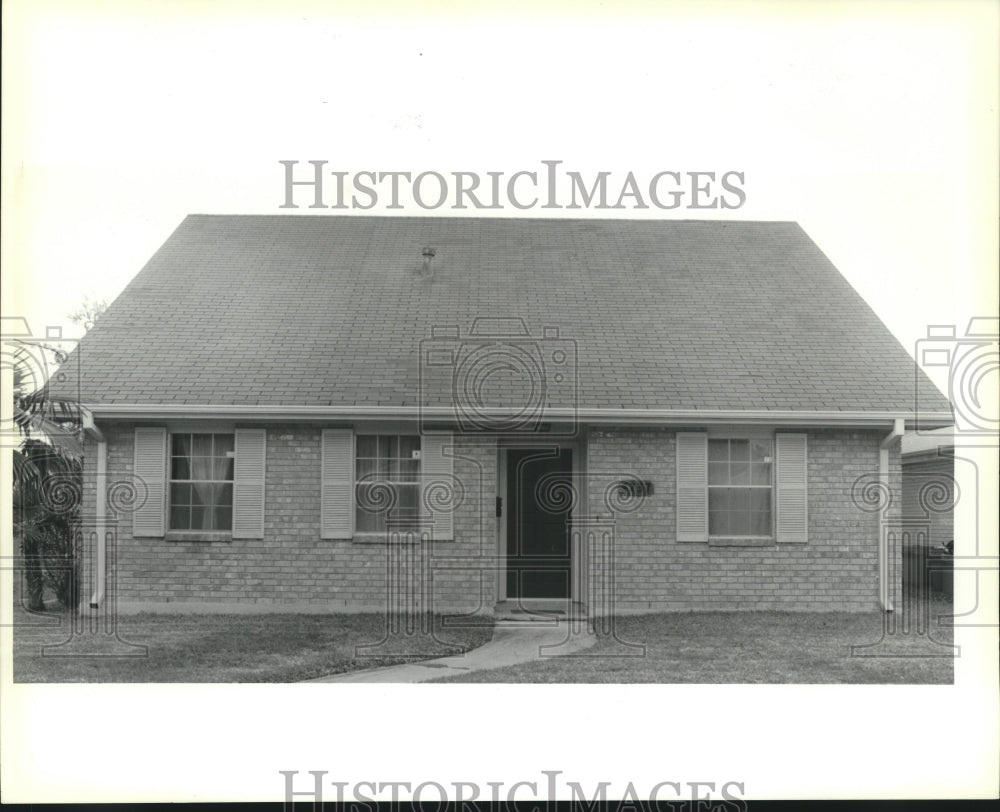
top-left (708, 537), bottom-right (775, 548)
top-left (165, 532), bottom-right (232, 543)
top-left (352, 533), bottom-right (423, 544)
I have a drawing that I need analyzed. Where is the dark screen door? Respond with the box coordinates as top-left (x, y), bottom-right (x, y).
top-left (506, 448), bottom-right (573, 599)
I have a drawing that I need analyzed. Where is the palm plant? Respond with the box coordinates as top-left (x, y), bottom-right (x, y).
top-left (11, 342), bottom-right (83, 611)
top-left (13, 439), bottom-right (81, 609)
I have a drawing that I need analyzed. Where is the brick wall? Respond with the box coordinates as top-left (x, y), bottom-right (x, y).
top-left (80, 423), bottom-right (496, 614)
top-left (79, 422), bottom-right (899, 614)
top-left (584, 427), bottom-right (899, 613)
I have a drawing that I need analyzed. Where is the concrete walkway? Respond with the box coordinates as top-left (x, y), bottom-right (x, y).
top-left (305, 621), bottom-right (596, 683)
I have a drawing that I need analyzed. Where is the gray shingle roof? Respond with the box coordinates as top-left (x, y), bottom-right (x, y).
top-left (54, 214), bottom-right (949, 415)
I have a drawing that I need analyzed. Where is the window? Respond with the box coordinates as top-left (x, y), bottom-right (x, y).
top-left (708, 438), bottom-right (772, 537)
top-left (169, 433), bottom-right (234, 531)
top-left (354, 435), bottom-right (421, 533)
top-left (677, 431), bottom-right (806, 544)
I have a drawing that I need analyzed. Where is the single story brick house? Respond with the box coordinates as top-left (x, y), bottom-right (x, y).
top-left (54, 215), bottom-right (953, 616)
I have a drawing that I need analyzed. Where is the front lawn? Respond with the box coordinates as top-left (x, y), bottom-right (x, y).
top-left (434, 599), bottom-right (956, 683)
top-left (13, 596), bottom-right (956, 684)
top-left (13, 610), bottom-right (494, 683)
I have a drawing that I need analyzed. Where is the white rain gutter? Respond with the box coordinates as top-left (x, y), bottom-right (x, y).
top-left (878, 417), bottom-right (906, 611)
top-left (85, 404), bottom-right (955, 429)
top-left (81, 410), bottom-right (106, 609)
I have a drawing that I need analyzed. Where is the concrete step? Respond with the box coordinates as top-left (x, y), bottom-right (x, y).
top-left (493, 601), bottom-right (589, 624)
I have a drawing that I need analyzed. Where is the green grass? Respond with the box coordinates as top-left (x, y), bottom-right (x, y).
top-left (433, 597), bottom-right (956, 683)
top-left (14, 594), bottom-right (955, 684)
top-left (13, 610), bottom-right (494, 683)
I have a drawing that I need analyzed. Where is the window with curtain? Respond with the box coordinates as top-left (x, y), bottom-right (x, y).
top-left (169, 433), bottom-right (234, 531)
top-left (708, 438), bottom-right (773, 537)
top-left (355, 435), bottom-right (421, 533)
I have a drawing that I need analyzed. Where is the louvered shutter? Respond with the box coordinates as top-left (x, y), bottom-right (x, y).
top-left (233, 429), bottom-right (266, 539)
top-left (321, 429), bottom-right (354, 539)
top-left (421, 433), bottom-right (454, 541)
top-left (775, 433), bottom-right (808, 543)
top-left (676, 432), bottom-right (708, 542)
top-left (133, 427), bottom-right (166, 537)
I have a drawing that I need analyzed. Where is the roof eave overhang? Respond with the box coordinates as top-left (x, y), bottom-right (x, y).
top-left (82, 404), bottom-right (955, 430)
top-left (902, 447), bottom-right (956, 462)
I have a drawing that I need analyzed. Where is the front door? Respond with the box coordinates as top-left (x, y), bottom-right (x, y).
top-left (506, 448), bottom-right (573, 600)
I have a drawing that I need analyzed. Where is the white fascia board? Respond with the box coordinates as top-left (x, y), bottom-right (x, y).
top-left (85, 403), bottom-right (955, 429)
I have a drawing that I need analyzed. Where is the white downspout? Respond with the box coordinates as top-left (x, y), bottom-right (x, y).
top-left (82, 411), bottom-right (106, 609)
top-left (878, 418), bottom-right (905, 611)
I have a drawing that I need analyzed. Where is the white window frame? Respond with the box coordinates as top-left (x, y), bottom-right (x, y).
top-left (167, 431), bottom-right (236, 533)
top-left (706, 428), bottom-right (774, 540)
top-left (354, 433), bottom-right (422, 534)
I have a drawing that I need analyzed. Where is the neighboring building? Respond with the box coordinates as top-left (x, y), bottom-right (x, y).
top-left (901, 429), bottom-right (955, 553)
top-left (901, 428), bottom-right (955, 597)
top-left (53, 216), bottom-right (954, 616)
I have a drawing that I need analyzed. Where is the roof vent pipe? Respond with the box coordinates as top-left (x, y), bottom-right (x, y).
top-left (420, 247), bottom-right (436, 278)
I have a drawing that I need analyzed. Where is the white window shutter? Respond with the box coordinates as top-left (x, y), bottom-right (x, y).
top-left (233, 428), bottom-right (266, 539)
top-left (421, 432), bottom-right (454, 541)
top-left (133, 427), bottom-right (167, 537)
top-left (321, 429), bottom-right (354, 540)
top-left (676, 432), bottom-right (708, 542)
top-left (776, 432), bottom-right (808, 543)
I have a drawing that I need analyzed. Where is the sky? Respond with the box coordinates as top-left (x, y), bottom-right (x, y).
top-left (4, 2), bottom-right (995, 383)
top-left (2, 0), bottom-right (998, 803)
